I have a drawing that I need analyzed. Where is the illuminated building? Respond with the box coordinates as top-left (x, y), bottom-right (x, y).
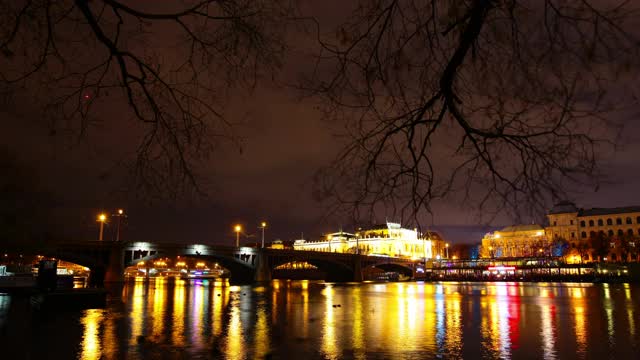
top-left (480, 225), bottom-right (549, 258)
top-left (269, 240), bottom-right (285, 250)
top-left (546, 201), bottom-right (640, 262)
top-left (292, 222), bottom-right (446, 259)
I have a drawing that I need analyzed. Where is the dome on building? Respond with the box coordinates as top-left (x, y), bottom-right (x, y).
top-left (549, 201), bottom-right (578, 214)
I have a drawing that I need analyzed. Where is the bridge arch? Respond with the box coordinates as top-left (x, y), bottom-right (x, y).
top-left (125, 253), bottom-right (257, 284)
top-left (268, 257), bottom-right (356, 282)
top-left (367, 262), bottom-right (414, 277)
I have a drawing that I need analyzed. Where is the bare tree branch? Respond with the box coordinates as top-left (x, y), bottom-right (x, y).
top-left (306, 0), bottom-right (639, 227)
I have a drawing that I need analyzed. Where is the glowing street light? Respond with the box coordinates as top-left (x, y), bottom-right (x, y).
top-left (445, 243), bottom-right (449, 259)
top-left (260, 221), bottom-right (267, 248)
top-left (97, 213), bottom-right (107, 241)
top-left (114, 208), bottom-right (127, 241)
top-left (234, 225), bottom-right (242, 247)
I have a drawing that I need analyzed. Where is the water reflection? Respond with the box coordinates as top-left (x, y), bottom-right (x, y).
top-left (1, 281), bottom-right (639, 359)
top-left (321, 284), bottom-right (339, 359)
top-left (80, 309), bottom-right (103, 360)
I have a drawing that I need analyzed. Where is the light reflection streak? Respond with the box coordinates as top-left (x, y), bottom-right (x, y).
top-left (80, 309), bottom-right (103, 360)
top-left (172, 280), bottom-right (185, 346)
top-left (352, 287), bottom-right (365, 360)
top-left (573, 303), bottom-right (587, 354)
top-left (445, 293), bottom-right (462, 357)
top-left (211, 283), bottom-right (228, 337)
top-left (254, 305), bottom-right (270, 358)
top-left (152, 278), bottom-right (165, 339)
top-left (540, 303), bottom-right (556, 360)
top-left (625, 284), bottom-right (635, 338)
top-left (603, 284), bottom-right (615, 346)
top-left (130, 280), bottom-right (144, 345)
top-left (321, 285), bottom-right (339, 359)
top-left (436, 293), bottom-right (445, 352)
top-left (225, 299), bottom-right (244, 360)
top-left (191, 282), bottom-right (205, 349)
top-left (302, 281), bottom-right (309, 338)
top-left (497, 287), bottom-right (511, 359)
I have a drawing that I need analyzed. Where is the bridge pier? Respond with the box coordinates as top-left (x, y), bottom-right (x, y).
top-left (254, 251), bottom-right (272, 282)
top-left (104, 246), bottom-right (125, 282)
top-left (353, 255), bottom-right (363, 282)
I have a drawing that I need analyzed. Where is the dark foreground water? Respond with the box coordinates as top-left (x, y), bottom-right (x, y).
top-left (1, 279), bottom-right (639, 359)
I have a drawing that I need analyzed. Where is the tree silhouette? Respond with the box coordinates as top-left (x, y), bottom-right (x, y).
top-left (1, 0), bottom-right (293, 198)
top-left (589, 232), bottom-right (610, 261)
top-left (307, 0), bottom-right (639, 225)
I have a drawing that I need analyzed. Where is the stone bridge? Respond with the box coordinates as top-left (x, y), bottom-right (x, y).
top-left (2, 240), bottom-right (421, 284)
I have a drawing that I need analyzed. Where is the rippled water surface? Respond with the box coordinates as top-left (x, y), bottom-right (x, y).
top-left (1, 280), bottom-right (639, 359)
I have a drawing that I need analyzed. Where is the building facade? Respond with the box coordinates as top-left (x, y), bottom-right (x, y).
top-left (546, 202), bottom-right (640, 262)
top-left (292, 222), bottom-right (447, 259)
top-left (480, 224), bottom-right (550, 258)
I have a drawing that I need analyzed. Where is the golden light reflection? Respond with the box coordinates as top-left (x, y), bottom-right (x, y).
top-left (540, 303), bottom-right (557, 359)
top-left (172, 280), bottom-right (185, 346)
top-left (211, 283), bottom-right (229, 337)
top-left (272, 280), bottom-right (280, 323)
top-left (605, 307), bottom-right (614, 342)
top-left (102, 312), bottom-right (118, 358)
top-left (603, 283), bottom-right (611, 299)
top-left (352, 287), bottom-right (365, 360)
top-left (254, 307), bottom-right (270, 358)
top-left (191, 282), bottom-right (205, 349)
top-left (321, 285), bottom-right (339, 359)
top-left (302, 280), bottom-right (309, 338)
top-left (130, 280), bottom-right (145, 345)
top-left (224, 300), bottom-right (245, 360)
top-left (573, 303), bottom-right (587, 354)
top-left (152, 278), bottom-right (165, 339)
top-left (445, 292), bottom-right (462, 357)
top-left (624, 283), bottom-right (631, 301)
top-left (80, 309), bottom-right (104, 360)
top-left (480, 284), bottom-right (517, 360)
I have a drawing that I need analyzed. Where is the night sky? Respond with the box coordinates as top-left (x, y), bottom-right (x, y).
top-left (1, 1), bottom-right (639, 246)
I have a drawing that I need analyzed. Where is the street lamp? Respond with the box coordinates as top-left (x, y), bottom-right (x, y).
top-left (260, 222), bottom-right (267, 248)
top-left (234, 225), bottom-right (242, 247)
top-left (114, 209), bottom-right (127, 241)
top-left (97, 213), bottom-right (107, 241)
top-left (445, 243), bottom-right (449, 259)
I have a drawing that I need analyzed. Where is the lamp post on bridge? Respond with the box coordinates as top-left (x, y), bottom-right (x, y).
top-left (114, 209), bottom-right (127, 241)
top-left (260, 222), bottom-right (267, 248)
top-left (234, 225), bottom-right (242, 247)
top-left (97, 213), bottom-right (107, 241)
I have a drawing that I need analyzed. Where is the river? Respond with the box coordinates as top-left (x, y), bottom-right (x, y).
top-left (1, 279), bottom-right (639, 359)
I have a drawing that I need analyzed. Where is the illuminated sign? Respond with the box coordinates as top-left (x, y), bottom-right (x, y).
top-left (488, 266), bottom-right (516, 271)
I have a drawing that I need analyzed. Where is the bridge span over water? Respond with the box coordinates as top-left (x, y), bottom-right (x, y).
top-left (1, 240), bottom-right (420, 284)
